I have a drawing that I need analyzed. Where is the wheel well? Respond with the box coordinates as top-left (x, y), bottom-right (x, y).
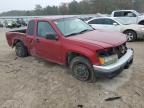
top-left (66, 52), bottom-right (90, 66)
top-left (13, 39), bottom-right (23, 47)
top-left (123, 29), bottom-right (137, 38)
top-left (138, 20), bottom-right (144, 25)
top-left (13, 40), bottom-right (29, 56)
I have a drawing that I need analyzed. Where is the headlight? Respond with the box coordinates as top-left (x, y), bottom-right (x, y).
top-left (98, 54), bottom-right (118, 65)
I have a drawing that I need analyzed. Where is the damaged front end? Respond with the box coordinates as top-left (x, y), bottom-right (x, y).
top-left (94, 43), bottom-right (134, 78)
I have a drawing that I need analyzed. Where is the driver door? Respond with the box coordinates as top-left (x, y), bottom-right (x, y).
top-left (102, 18), bottom-right (121, 32)
top-left (34, 21), bottom-right (62, 63)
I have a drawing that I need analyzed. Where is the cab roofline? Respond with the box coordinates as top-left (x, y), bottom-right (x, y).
top-left (30, 16), bottom-right (77, 21)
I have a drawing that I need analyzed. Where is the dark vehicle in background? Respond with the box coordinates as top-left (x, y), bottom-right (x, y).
top-left (5, 20), bottom-right (21, 28)
top-left (16, 18), bottom-right (27, 26)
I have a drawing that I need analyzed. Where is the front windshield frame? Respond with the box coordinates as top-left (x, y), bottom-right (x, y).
top-left (54, 18), bottom-right (94, 37)
top-left (133, 10), bottom-right (141, 16)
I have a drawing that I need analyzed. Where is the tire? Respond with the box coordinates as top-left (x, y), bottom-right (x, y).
top-left (124, 30), bottom-right (137, 42)
top-left (15, 42), bottom-right (28, 57)
top-left (139, 21), bottom-right (144, 25)
top-left (70, 56), bottom-right (96, 83)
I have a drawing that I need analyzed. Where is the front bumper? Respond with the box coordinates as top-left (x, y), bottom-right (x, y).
top-left (93, 48), bottom-right (134, 78)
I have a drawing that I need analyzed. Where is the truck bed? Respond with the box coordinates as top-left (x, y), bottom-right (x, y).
top-left (6, 28), bottom-right (27, 47)
top-left (9, 27), bottom-right (27, 34)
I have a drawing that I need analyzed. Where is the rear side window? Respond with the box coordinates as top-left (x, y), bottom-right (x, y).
top-left (27, 20), bottom-right (35, 36)
top-left (88, 18), bottom-right (118, 25)
top-left (114, 12), bottom-right (124, 17)
top-left (88, 19), bottom-right (104, 24)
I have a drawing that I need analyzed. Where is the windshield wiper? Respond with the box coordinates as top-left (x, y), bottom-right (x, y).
top-left (66, 29), bottom-right (93, 37)
top-left (79, 29), bottom-right (93, 34)
top-left (66, 32), bottom-right (80, 37)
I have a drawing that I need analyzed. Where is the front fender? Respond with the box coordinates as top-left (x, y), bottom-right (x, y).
top-left (65, 46), bottom-right (100, 65)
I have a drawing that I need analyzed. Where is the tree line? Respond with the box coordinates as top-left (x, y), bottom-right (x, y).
top-left (0, 0), bottom-right (144, 16)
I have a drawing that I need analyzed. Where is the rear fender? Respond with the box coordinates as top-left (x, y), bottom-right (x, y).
top-left (12, 38), bottom-right (23, 48)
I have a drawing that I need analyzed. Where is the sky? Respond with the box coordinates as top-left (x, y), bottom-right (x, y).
top-left (0, 0), bottom-right (82, 13)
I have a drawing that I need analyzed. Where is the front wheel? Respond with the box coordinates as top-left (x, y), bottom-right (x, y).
top-left (70, 56), bottom-right (96, 83)
top-left (124, 30), bottom-right (137, 42)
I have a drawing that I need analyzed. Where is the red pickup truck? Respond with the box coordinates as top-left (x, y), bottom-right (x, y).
top-left (6, 17), bottom-right (134, 82)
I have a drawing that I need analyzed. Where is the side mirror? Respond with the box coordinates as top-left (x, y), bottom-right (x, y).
top-left (45, 33), bottom-right (58, 40)
top-left (113, 23), bottom-right (118, 26)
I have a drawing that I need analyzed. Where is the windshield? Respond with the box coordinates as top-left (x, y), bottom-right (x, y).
top-left (54, 18), bottom-right (93, 37)
top-left (134, 10), bottom-right (141, 16)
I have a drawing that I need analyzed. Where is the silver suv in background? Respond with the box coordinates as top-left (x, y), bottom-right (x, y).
top-left (111, 10), bottom-right (144, 25)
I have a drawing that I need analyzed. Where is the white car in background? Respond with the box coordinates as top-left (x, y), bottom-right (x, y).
top-left (86, 17), bottom-right (144, 41)
top-left (111, 10), bottom-right (144, 25)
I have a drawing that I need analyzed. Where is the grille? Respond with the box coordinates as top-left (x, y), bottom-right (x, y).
top-left (114, 43), bottom-right (127, 58)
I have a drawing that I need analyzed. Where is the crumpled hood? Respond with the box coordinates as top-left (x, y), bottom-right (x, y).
top-left (68, 30), bottom-right (127, 48)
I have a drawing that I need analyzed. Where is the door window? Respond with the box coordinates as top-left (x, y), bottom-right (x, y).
top-left (88, 19), bottom-right (104, 24)
top-left (124, 12), bottom-right (136, 17)
top-left (114, 11), bottom-right (136, 17)
top-left (27, 20), bottom-right (35, 36)
top-left (37, 21), bottom-right (55, 38)
top-left (103, 19), bottom-right (118, 25)
top-left (89, 18), bottom-right (118, 25)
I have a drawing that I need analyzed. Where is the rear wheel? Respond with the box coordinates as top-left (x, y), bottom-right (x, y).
top-left (70, 56), bottom-right (96, 83)
top-left (124, 30), bottom-right (137, 42)
top-left (15, 42), bottom-right (28, 57)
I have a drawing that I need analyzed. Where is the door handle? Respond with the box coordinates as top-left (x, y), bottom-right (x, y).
top-left (36, 39), bottom-right (40, 43)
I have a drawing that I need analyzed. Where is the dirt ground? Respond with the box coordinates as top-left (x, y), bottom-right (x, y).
top-left (0, 28), bottom-right (144, 108)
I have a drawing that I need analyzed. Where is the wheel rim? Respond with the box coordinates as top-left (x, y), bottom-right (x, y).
top-left (126, 32), bottom-right (134, 41)
top-left (73, 63), bottom-right (90, 81)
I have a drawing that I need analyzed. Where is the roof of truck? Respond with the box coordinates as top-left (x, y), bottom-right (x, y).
top-left (31, 15), bottom-right (77, 21)
top-left (112, 10), bottom-right (135, 12)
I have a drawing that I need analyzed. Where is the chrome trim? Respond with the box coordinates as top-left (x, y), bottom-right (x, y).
top-left (93, 48), bottom-right (134, 73)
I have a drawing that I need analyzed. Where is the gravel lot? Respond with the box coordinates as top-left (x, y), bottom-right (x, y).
top-left (0, 28), bottom-right (144, 108)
